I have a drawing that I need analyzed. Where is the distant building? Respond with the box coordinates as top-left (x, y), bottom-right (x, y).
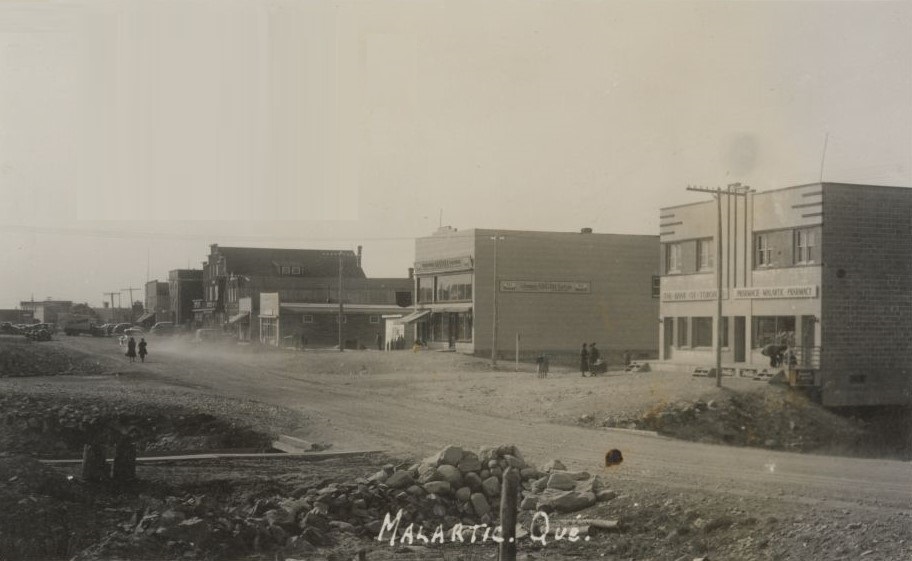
top-left (0, 309), bottom-right (33, 323)
top-left (19, 300), bottom-right (72, 324)
top-left (140, 281), bottom-right (170, 326)
top-left (658, 182), bottom-right (912, 407)
top-left (169, 269), bottom-right (203, 327)
top-left (410, 227), bottom-right (660, 364)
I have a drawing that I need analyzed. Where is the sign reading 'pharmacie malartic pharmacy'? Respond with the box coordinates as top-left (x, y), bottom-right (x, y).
top-left (734, 285), bottom-right (818, 299)
top-left (500, 280), bottom-right (590, 294)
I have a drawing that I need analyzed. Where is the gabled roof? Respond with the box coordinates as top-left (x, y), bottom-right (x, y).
top-left (215, 247), bottom-right (366, 279)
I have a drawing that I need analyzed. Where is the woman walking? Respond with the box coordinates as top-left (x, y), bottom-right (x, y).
top-left (138, 338), bottom-right (148, 363)
top-left (580, 343), bottom-right (589, 377)
top-left (126, 336), bottom-right (137, 363)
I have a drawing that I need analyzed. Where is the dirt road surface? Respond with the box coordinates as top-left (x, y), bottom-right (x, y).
top-left (51, 337), bottom-right (912, 518)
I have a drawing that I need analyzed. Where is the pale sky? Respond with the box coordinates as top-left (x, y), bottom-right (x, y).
top-left (1, 0), bottom-right (910, 309)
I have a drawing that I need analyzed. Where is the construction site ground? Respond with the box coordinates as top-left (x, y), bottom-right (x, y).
top-left (1, 335), bottom-right (910, 561)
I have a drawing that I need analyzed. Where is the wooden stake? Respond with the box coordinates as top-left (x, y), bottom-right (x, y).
top-left (498, 466), bottom-right (520, 561)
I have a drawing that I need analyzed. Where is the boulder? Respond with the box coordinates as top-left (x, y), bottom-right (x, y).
top-left (531, 475), bottom-right (549, 493)
top-left (470, 493), bottom-right (491, 517)
top-left (423, 480), bottom-right (453, 496)
top-left (503, 454), bottom-right (525, 469)
top-left (436, 465), bottom-right (464, 488)
top-left (520, 496), bottom-right (538, 511)
top-left (385, 471), bottom-right (415, 489)
top-left (428, 445), bottom-right (464, 467)
top-left (546, 472), bottom-right (577, 491)
top-left (328, 520), bottom-right (355, 533)
top-left (417, 466), bottom-right (443, 484)
top-left (520, 467), bottom-right (543, 481)
top-left (455, 486), bottom-right (472, 502)
top-left (457, 452), bottom-right (482, 473)
top-left (406, 485), bottom-right (426, 497)
top-left (597, 489), bottom-right (618, 502)
top-left (481, 476), bottom-right (501, 497)
top-left (464, 472), bottom-right (483, 491)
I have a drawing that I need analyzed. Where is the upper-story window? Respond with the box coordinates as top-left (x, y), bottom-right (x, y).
top-left (794, 228), bottom-right (816, 264)
top-left (281, 266), bottom-right (291, 275)
top-left (665, 243), bottom-right (682, 274)
top-left (697, 239), bottom-right (714, 272)
top-left (755, 234), bottom-right (772, 267)
top-left (291, 266), bottom-right (301, 275)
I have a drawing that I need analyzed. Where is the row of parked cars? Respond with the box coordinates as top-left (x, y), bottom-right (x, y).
top-left (0, 322), bottom-right (56, 341)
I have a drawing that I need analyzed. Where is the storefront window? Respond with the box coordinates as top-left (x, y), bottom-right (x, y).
top-left (436, 273), bottom-right (473, 302)
top-left (692, 317), bottom-right (713, 347)
top-left (752, 316), bottom-right (795, 348)
top-left (417, 277), bottom-right (434, 303)
top-left (676, 317), bottom-right (688, 347)
top-left (697, 239), bottom-right (714, 271)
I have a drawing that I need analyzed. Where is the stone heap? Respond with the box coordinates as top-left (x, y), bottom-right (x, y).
top-left (98, 445), bottom-right (615, 558)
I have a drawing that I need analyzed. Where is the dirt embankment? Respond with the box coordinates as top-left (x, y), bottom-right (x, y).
top-left (0, 337), bottom-right (119, 377)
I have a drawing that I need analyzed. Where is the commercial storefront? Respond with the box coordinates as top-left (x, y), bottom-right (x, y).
top-left (658, 182), bottom-right (912, 407)
top-left (412, 227), bottom-right (659, 364)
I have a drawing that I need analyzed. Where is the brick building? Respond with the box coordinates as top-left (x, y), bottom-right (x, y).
top-left (168, 269), bottom-right (203, 327)
top-left (658, 182), bottom-right (912, 407)
top-left (409, 227), bottom-right (659, 364)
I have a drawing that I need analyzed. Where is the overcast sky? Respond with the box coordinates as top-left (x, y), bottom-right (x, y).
top-left (1, 0), bottom-right (910, 309)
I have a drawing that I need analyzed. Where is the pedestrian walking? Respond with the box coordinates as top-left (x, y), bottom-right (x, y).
top-left (536, 353), bottom-right (549, 379)
top-left (580, 343), bottom-right (589, 377)
top-left (126, 336), bottom-right (137, 363)
top-left (138, 338), bottom-right (148, 363)
top-left (589, 342), bottom-right (601, 375)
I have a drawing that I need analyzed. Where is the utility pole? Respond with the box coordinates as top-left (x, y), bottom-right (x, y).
top-left (685, 184), bottom-right (750, 387)
top-left (103, 292), bottom-right (118, 310)
top-left (122, 287), bottom-right (140, 321)
top-left (338, 251), bottom-right (344, 352)
top-left (490, 234), bottom-right (505, 367)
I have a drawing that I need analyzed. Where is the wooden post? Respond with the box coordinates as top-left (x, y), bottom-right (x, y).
top-left (515, 333), bottom-right (520, 371)
top-left (112, 439), bottom-right (137, 482)
top-left (498, 466), bottom-right (520, 561)
top-left (81, 443), bottom-right (109, 483)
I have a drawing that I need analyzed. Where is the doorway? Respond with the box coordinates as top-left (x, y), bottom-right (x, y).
top-left (663, 318), bottom-right (674, 360)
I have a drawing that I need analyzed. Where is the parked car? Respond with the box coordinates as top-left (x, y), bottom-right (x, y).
top-left (150, 322), bottom-right (176, 336)
top-left (112, 323), bottom-right (133, 334)
top-left (192, 328), bottom-right (232, 343)
top-left (123, 327), bottom-right (144, 337)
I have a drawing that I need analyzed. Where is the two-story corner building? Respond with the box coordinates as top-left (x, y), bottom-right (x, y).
top-left (192, 244), bottom-right (368, 328)
top-left (658, 182), bottom-right (912, 407)
top-left (169, 269), bottom-right (204, 327)
top-left (407, 227), bottom-right (660, 364)
top-left (140, 281), bottom-right (170, 327)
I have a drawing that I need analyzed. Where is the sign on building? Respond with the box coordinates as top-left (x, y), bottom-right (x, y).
top-left (259, 293), bottom-right (279, 317)
top-left (499, 280), bottom-right (591, 294)
top-left (414, 256), bottom-right (474, 274)
top-left (661, 289), bottom-right (728, 302)
top-left (734, 286), bottom-right (818, 299)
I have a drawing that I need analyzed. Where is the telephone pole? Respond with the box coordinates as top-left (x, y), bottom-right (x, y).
top-left (490, 234), bottom-right (505, 367)
top-left (103, 292), bottom-right (118, 310)
top-left (685, 184), bottom-right (750, 387)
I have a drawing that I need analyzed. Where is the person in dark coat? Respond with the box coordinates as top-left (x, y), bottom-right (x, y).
top-left (376, 332), bottom-right (383, 351)
top-left (589, 342), bottom-right (601, 375)
top-left (126, 336), bottom-right (137, 363)
top-left (138, 338), bottom-right (148, 363)
top-left (580, 343), bottom-right (589, 377)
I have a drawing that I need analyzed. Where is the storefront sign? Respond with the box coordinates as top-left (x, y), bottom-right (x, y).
top-left (661, 289), bottom-right (728, 302)
top-left (239, 297), bottom-right (252, 314)
top-left (414, 256), bottom-right (473, 274)
top-left (260, 293), bottom-right (279, 317)
top-left (734, 285), bottom-right (818, 299)
top-left (500, 280), bottom-right (590, 294)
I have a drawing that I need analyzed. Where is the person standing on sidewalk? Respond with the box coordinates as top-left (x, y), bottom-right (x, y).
top-left (138, 338), bottom-right (148, 363)
top-left (580, 343), bottom-right (589, 377)
top-left (126, 336), bottom-right (137, 363)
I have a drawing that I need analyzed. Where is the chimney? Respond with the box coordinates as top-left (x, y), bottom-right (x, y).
top-left (408, 267), bottom-right (414, 279)
top-left (357, 245), bottom-right (363, 267)
top-left (580, 227), bottom-right (593, 234)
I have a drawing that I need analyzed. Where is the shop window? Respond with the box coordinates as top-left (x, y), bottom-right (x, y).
top-left (417, 277), bottom-right (434, 304)
top-left (302, 315), bottom-right (314, 324)
top-left (697, 239), bottom-right (714, 272)
top-left (676, 317), bottom-right (689, 347)
top-left (436, 273), bottom-right (473, 302)
top-left (666, 243), bottom-right (682, 274)
top-left (755, 234), bottom-right (772, 267)
top-left (369, 315), bottom-right (380, 324)
top-left (651, 275), bottom-right (660, 298)
top-left (751, 316), bottom-right (795, 348)
top-left (292, 266), bottom-right (301, 275)
top-left (794, 228), bottom-right (816, 264)
top-left (720, 316), bottom-right (729, 348)
top-left (281, 266), bottom-right (291, 275)
top-left (692, 317), bottom-right (713, 347)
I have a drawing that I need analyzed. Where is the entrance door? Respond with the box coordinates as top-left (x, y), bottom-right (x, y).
top-left (663, 318), bottom-right (674, 360)
top-left (734, 317), bottom-right (746, 362)
top-left (800, 316), bottom-right (816, 367)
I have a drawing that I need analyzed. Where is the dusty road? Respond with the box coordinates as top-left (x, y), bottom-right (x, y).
top-left (56, 336), bottom-right (912, 517)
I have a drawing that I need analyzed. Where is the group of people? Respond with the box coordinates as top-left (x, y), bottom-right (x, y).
top-left (579, 342), bottom-right (603, 376)
top-left (119, 335), bottom-right (148, 363)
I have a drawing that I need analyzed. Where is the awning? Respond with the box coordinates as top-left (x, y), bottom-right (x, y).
top-left (228, 312), bottom-right (250, 324)
top-left (397, 310), bottom-right (431, 324)
top-left (137, 312), bottom-right (155, 324)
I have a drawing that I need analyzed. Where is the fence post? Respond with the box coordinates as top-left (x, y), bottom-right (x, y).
top-left (81, 443), bottom-right (109, 483)
top-left (498, 466), bottom-right (519, 561)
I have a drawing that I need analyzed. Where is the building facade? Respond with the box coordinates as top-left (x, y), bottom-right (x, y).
top-left (410, 227), bottom-right (660, 364)
top-left (141, 281), bottom-right (171, 326)
top-left (169, 269), bottom-right (204, 326)
top-left (19, 300), bottom-right (72, 324)
top-left (658, 182), bottom-right (912, 407)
